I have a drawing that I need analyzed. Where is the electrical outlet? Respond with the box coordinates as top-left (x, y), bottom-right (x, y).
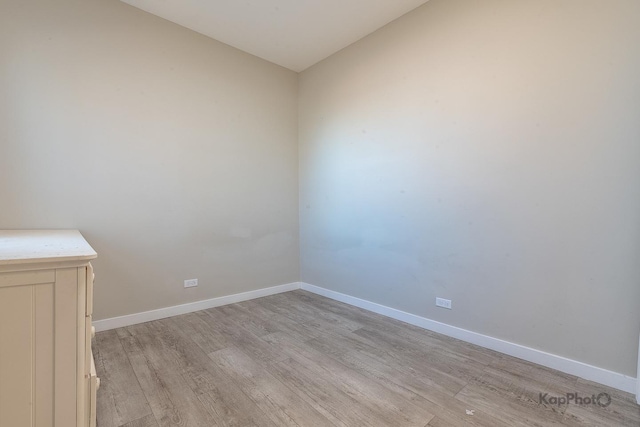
top-left (436, 297), bottom-right (452, 309)
top-left (184, 278), bottom-right (198, 288)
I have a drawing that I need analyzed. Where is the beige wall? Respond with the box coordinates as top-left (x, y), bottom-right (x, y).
top-left (299, 0), bottom-right (640, 376)
top-left (2, 0), bottom-right (638, 379)
top-left (0, 0), bottom-right (299, 320)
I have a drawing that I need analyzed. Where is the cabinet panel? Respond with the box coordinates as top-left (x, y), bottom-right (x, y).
top-left (34, 284), bottom-right (54, 427)
top-left (54, 269), bottom-right (79, 427)
top-left (0, 286), bottom-right (33, 427)
top-left (0, 283), bottom-right (56, 427)
top-left (76, 267), bottom-right (87, 426)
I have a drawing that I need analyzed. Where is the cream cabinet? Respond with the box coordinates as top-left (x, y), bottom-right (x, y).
top-left (0, 230), bottom-right (98, 427)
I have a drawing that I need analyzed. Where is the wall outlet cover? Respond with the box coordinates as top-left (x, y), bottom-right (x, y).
top-left (184, 279), bottom-right (198, 288)
top-left (436, 297), bottom-right (452, 309)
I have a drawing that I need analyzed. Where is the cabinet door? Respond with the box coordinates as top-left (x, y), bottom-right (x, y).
top-left (0, 270), bottom-right (57, 427)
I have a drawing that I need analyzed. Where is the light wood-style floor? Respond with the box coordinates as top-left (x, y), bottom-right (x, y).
top-left (95, 290), bottom-right (640, 427)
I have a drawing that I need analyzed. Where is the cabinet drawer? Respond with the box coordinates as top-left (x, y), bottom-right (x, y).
top-left (88, 351), bottom-right (99, 427)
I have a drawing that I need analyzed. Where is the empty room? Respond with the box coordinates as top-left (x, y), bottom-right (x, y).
top-left (1, 0), bottom-right (639, 426)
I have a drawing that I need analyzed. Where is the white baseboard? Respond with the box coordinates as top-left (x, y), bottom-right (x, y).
top-left (300, 282), bottom-right (638, 395)
top-left (93, 282), bottom-right (301, 332)
top-left (637, 337), bottom-right (640, 403)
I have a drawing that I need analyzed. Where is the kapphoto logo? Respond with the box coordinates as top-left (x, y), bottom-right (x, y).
top-left (539, 392), bottom-right (611, 408)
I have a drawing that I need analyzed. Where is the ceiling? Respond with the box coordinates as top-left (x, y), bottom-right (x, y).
top-left (120, 0), bottom-right (429, 72)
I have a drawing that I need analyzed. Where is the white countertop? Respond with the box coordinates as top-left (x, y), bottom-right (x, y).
top-left (0, 230), bottom-right (97, 265)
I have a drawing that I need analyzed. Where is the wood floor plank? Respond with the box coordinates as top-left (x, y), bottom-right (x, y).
top-left (209, 346), bottom-right (336, 427)
top-left (167, 312), bottom-right (230, 355)
top-left (121, 333), bottom-right (219, 427)
top-left (261, 332), bottom-right (436, 426)
top-left (455, 383), bottom-right (567, 427)
top-left (94, 337), bottom-right (117, 427)
top-left (427, 415), bottom-right (483, 427)
top-left (308, 326), bottom-right (469, 395)
top-left (472, 364), bottom-right (578, 416)
top-left (121, 414), bottom-right (159, 427)
top-left (302, 341), bottom-right (510, 427)
top-left (561, 378), bottom-right (640, 426)
top-left (268, 356), bottom-right (387, 427)
top-left (144, 318), bottom-right (279, 427)
top-left (198, 308), bottom-right (288, 365)
top-left (271, 303), bottom-right (471, 397)
top-left (259, 292), bottom-right (364, 333)
top-left (94, 330), bottom-right (152, 426)
top-left (231, 299), bottom-right (325, 343)
top-left (488, 354), bottom-right (579, 389)
top-left (215, 303), bottom-right (281, 337)
top-left (305, 334), bottom-right (453, 397)
top-left (353, 326), bottom-right (488, 387)
top-left (115, 323), bottom-right (153, 339)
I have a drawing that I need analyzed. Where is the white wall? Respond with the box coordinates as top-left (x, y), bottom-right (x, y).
top-left (0, 0), bottom-right (299, 320)
top-left (299, 0), bottom-right (640, 377)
